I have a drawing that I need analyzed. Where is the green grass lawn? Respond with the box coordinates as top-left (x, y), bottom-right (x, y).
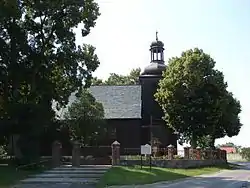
top-left (97, 164), bottom-right (233, 188)
top-left (0, 164), bottom-right (47, 188)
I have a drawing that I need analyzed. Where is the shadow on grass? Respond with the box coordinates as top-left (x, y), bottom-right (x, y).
top-left (97, 164), bottom-right (232, 188)
top-left (0, 164), bottom-right (47, 187)
top-left (185, 163), bottom-right (237, 170)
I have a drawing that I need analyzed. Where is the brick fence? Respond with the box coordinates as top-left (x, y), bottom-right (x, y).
top-left (51, 140), bottom-right (227, 168)
top-left (111, 141), bottom-right (227, 168)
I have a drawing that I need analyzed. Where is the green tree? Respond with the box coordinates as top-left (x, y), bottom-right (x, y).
top-left (0, 0), bottom-right (100, 160)
top-left (196, 135), bottom-right (213, 149)
top-left (91, 68), bottom-right (141, 86)
top-left (240, 147), bottom-right (250, 161)
top-left (155, 48), bottom-right (242, 148)
top-left (64, 90), bottom-right (106, 145)
top-left (125, 68), bottom-right (141, 85)
top-left (91, 77), bottom-right (104, 86)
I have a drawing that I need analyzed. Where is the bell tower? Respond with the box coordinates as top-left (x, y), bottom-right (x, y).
top-left (139, 32), bottom-right (177, 148)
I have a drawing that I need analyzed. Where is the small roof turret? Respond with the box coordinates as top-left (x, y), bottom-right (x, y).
top-left (141, 31), bottom-right (166, 76)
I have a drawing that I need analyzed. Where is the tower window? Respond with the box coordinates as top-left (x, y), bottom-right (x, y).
top-left (158, 52), bottom-right (161, 60)
top-left (151, 49), bottom-right (164, 62)
top-left (154, 53), bottom-right (158, 60)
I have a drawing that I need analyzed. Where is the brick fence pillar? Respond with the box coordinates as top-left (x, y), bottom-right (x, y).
top-left (189, 148), bottom-right (195, 159)
top-left (168, 145), bottom-right (174, 160)
top-left (184, 147), bottom-right (190, 159)
top-left (111, 141), bottom-right (120, 166)
top-left (52, 140), bottom-right (62, 167)
top-left (196, 147), bottom-right (201, 160)
top-left (206, 147), bottom-right (213, 159)
top-left (72, 141), bottom-right (81, 167)
top-left (204, 147), bottom-right (210, 159)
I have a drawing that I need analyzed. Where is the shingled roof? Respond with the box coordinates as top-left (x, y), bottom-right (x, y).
top-left (89, 85), bottom-right (141, 119)
top-left (55, 85), bottom-right (142, 120)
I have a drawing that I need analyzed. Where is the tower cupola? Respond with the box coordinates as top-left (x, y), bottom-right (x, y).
top-left (142, 31), bottom-right (166, 75)
top-left (150, 31), bottom-right (164, 63)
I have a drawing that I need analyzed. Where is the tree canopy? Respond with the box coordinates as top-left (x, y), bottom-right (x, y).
top-left (0, 0), bottom-right (101, 161)
top-left (64, 90), bottom-right (106, 146)
top-left (91, 68), bottom-right (141, 85)
top-left (155, 48), bottom-right (242, 148)
top-left (0, 0), bottom-right (100, 136)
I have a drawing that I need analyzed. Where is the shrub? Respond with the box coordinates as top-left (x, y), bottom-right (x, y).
top-left (174, 155), bottom-right (184, 159)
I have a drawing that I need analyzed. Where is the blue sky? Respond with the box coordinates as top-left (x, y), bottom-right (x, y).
top-left (76, 0), bottom-right (250, 147)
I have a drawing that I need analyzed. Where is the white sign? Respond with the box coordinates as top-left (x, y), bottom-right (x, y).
top-left (141, 144), bottom-right (152, 155)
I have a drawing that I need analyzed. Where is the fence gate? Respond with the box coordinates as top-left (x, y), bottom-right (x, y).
top-left (80, 146), bottom-right (112, 165)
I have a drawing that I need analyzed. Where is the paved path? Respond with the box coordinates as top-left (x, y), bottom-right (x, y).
top-left (13, 163), bottom-right (250, 188)
top-left (12, 165), bottom-right (110, 188)
top-left (110, 163), bottom-right (250, 188)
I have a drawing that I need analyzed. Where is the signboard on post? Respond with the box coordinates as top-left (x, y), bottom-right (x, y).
top-left (141, 144), bottom-right (152, 155)
top-left (140, 144), bottom-right (152, 171)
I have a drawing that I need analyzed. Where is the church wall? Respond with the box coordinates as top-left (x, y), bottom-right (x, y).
top-left (106, 118), bottom-right (141, 149)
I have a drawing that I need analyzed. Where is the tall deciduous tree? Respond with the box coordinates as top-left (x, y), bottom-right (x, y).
top-left (0, 0), bottom-right (100, 158)
top-left (155, 48), bottom-right (242, 148)
top-left (64, 90), bottom-right (106, 145)
top-left (91, 68), bottom-right (141, 85)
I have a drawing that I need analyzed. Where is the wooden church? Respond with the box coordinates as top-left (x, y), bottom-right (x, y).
top-left (58, 35), bottom-right (177, 150)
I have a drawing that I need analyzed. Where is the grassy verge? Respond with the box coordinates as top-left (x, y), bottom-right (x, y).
top-left (97, 164), bottom-right (233, 188)
top-left (0, 164), bottom-right (48, 188)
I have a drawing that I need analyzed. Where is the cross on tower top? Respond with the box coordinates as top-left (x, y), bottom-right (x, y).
top-left (156, 31), bottom-right (158, 41)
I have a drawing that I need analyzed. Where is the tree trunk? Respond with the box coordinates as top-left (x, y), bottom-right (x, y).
top-left (9, 135), bottom-right (23, 160)
top-left (190, 135), bottom-right (197, 148)
top-left (209, 136), bottom-right (215, 149)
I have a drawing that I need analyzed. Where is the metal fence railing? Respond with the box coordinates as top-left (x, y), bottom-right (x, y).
top-left (119, 147), bottom-right (226, 161)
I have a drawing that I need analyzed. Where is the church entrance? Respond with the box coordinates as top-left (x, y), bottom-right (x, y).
top-left (79, 145), bottom-right (112, 165)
